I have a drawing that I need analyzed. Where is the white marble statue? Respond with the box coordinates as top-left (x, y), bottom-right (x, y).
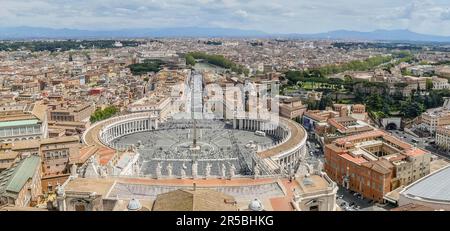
top-left (253, 164), bottom-right (260, 179)
top-left (306, 163), bottom-right (314, 174)
top-left (56, 183), bottom-right (65, 196)
top-left (107, 161), bottom-right (114, 175)
top-left (192, 161), bottom-right (198, 179)
top-left (205, 163), bottom-right (212, 178)
top-left (180, 162), bottom-right (187, 179)
top-left (166, 163), bottom-right (173, 177)
top-left (229, 164), bottom-right (236, 178)
top-left (155, 162), bottom-right (162, 179)
top-left (70, 164), bottom-right (78, 177)
top-left (221, 163), bottom-right (227, 179)
top-left (99, 166), bottom-right (107, 177)
top-left (317, 160), bottom-right (324, 173)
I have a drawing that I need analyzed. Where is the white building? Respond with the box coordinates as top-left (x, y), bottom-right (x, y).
top-left (436, 125), bottom-right (450, 151)
top-left (418, 98), bottom-right (450, 134)
top-left (0, 115), bottom-right (47, 143)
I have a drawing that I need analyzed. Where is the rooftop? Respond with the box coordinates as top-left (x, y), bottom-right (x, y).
top-left (0, 119), bottom-right (39, 128)
top-left (401, 165), bottom-right (450, 203)
top-left (0, 155), bottom-right (41, 197)
top-left (152, 188), bottom-right (237, 211)
top-left (258, 117), bottom-right (307, 158)
top-left (296, 175), bottom-right (332, 194)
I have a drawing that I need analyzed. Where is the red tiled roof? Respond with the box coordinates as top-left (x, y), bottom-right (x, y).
top-left (340, 153), bottom-right (368, 165)
top-left (404, 148), bottom-right (428, 157)
top-left (97, 147), bottom-right (116, 165)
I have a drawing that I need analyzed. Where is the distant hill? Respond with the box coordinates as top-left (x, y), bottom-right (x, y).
top-left (285, 29), bottom-right (450, 42)
top-left (1, 27), bottom-right (450, 42)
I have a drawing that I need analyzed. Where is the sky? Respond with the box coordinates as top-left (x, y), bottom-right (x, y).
top-left (1, 0), bottom-right (450, 35)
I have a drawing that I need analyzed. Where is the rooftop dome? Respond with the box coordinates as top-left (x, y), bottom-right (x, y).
top-left (127, 198), bottom-right (142, 211)
top-left (248, 199), bottom-right (264, 211)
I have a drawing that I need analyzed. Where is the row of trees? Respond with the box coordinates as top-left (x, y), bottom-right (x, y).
top-left (90, 106), bottom-right (119, 123)
top-left (185, 52), bottom-right (249, 76)
top-left (317, 55), bottom-right (393, 76)
top-left (358, 87), bottom-right (449, 119)
top-left (285, 69), bottom-right (388, 93)
top-left (306, 95), bottom-right (334, 110)
top-left (128, 59), bottom-right (164, 75)
top-left (285, 56), bottom-right (394, 84)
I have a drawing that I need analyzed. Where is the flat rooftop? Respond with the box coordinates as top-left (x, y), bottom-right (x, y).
top-left (297, 175), bottom-right (331, 194)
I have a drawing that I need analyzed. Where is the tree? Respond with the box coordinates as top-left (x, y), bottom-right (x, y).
top-left (400, 100), bottom-right (425, 118)
top-left (185, 54), bottom-right (196, 66)
top-left (318, 95), bottom-right (333, 110)
top-left (426, 79), bottom-right (434, 92)
top-left (128, 59), bottom-right (164, 75)
top-left (90, 106), bottom-right (119, 123)
top-left (365, 94), bottom-right (384, 111)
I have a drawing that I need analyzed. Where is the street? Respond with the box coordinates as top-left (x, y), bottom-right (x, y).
top-left (387, 130), bottom-right (450, 160)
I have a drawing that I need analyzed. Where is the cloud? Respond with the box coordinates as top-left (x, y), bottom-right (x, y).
top-left (234, 9), bottom-right (248, 18)
top-left (0, 0), bottom-right (449, 35)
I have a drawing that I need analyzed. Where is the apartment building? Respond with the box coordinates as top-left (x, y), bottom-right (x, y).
top-left (40, 136), bottom-right (81, 176)
top-left (324, 130), bottom-right (430, 202)
top-left (47, 102), bottom-right (94, 122)
top-left (279, 97), bottom-right (308, 120)
top-left (418, 98), bottom-right (450, 134)
top-left (0, 112), bottom-right (47, 143)
top-left (436, 125), bottom-right (450, 151)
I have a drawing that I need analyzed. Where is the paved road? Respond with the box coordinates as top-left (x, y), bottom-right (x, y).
top-left (387, 130), bottom-right (450, 160)
top-left (306, 131), bottom-right (324, 160)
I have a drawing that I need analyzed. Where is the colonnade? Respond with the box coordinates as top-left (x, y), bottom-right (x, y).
top-left (233, 118), bottom-right (289, 140)
top-left (233, 117), bottom-right (307, 171)
top-left (100, 118), bottom-right (159, 145)
top-left (0, 125), bottom-right (43, 143)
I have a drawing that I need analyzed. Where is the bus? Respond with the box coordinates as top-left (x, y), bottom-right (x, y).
top-left (255, 131), bottom-right (266, 137)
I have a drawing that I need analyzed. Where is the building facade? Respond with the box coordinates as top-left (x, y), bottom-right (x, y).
top-left (436, 125), bottom-right (450, 151)
top-left (324, 130), bottom-right (430, 202)
top-left (0, 114), bottom-right (47, 143)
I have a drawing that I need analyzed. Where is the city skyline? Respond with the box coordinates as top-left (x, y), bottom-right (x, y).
top-left (2, 0), bottom-right (450, 215)
top-left (2, 0), bottom-right (450, 36)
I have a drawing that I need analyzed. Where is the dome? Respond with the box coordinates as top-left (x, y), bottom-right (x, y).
top-left (127, 198), bottom-right (142, 211)
top-left (248, 199), bottom-right (264, 211)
